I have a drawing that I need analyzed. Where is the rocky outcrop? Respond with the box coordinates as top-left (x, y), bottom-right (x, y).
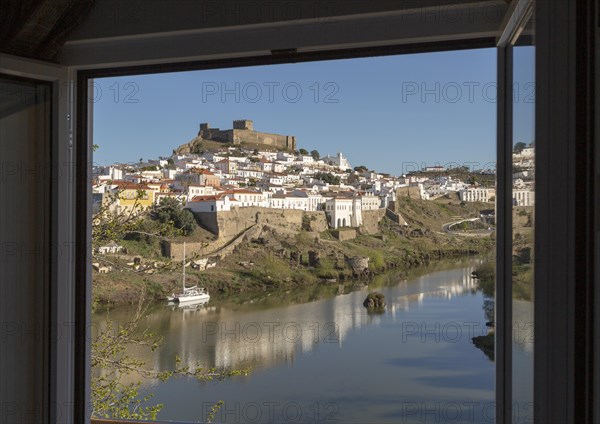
top-left (347, 256), bottom-right (370, 274)
top-left (308, 251), bottom-right (321, 267)
top-left (363, 292), bottom-right (386, 309)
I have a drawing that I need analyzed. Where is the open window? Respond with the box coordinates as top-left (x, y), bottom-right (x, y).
top-left (1, 1), bottom-right (597, 423)
top-left (0, 56), bottom-right (76, 424)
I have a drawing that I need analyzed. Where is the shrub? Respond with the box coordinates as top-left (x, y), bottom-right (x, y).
top-left (149, 197), bottom-right (196, 236)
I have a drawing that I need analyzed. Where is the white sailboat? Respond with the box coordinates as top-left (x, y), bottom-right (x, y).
top-left (167, 242), bottom-right (210, 304)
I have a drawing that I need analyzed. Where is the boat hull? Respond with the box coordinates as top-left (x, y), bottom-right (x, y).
top-left (174, 293), bottom-right (210, 304)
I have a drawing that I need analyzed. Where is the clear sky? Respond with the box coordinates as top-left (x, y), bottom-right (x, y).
top-left (512, 46), bottom-right (536, 147)
top-left (93, 48), bottom-right (502, 175)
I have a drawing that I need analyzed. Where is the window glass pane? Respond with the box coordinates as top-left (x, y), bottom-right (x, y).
top-left (512, 16), bottom-right (535, 424)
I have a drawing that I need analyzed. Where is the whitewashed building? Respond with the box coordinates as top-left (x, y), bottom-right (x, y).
top-left (458, 187), bottom-right (495, 202)
top-left (325, 195), bottom-right (362, 228)
top-left (186, 194), bottom-right (235, 213)
top-left (360, 193), bottom-right (381, 210)
top-left (223, 189), bottom-right (266, 207)
top-left (322, 152), bottom-right (351, 171)
top-left (513, 189), bottom-right (535, 206)
top-left (187, 184), bottom-right (216, 201)
top-left (97, 241), bottom-right (123, 255)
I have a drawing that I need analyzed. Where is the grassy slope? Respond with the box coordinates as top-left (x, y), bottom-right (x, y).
top-left (395, 191), bottom-right (492, 230)
top-left (93, 193), bottom-right (495, 306)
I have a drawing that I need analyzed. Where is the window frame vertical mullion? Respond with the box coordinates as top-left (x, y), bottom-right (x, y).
top-left (496, 44), bottom-right (514, 424)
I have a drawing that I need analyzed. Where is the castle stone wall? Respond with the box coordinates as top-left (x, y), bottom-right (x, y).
top-left (331, 229), bottom-right (357, 241)
top-left (304, 211), bottom-right (329, 232)
top-left (396, 186), bottom-right (421, 199)
top-left (194, 207), bottom-right (309, 238)
top-left (195, 121), bottom-right (296, 151)
top-left (231, 129), bottom-right (296, 150)
top-left (360, 209), bottom-right (386, 234)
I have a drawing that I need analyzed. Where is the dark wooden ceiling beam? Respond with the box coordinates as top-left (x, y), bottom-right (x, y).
top-left (0, 0), bottom-right (94, 62)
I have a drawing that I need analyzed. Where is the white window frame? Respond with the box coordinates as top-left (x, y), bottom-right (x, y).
top-left (0, 53), bottom-right (80, 424)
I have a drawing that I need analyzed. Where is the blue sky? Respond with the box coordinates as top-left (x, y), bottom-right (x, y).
top-left (512, 46), bottom-right (536, 148)
top-left (93, 48), bottom-right (505, 174)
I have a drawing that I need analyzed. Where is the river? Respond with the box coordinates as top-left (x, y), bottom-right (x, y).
top-left (92, 261), bottom-right (532, 423)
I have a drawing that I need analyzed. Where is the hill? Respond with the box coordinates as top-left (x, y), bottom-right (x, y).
top-left (175, 136), bottom-right (295, 155)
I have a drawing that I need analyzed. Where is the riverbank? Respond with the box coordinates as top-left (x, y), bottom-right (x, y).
top-left (93, 230), bottom-right (492, 310)
top-left (93, 196), bottom-right (495, 309)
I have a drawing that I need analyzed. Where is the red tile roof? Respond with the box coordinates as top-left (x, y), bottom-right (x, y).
top-left (112, 181), bottom-right (151, 190)
top-left (190, 195), bottom-right (222, 202)
top-left (190, 168), bottom-right (215, 175)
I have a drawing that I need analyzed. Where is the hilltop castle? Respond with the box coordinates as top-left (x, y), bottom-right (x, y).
top-left (196, 119), bottom-right (296, 151)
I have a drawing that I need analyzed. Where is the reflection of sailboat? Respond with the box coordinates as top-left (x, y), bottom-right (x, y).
top-left (167, 242), bottom-right (210, 305)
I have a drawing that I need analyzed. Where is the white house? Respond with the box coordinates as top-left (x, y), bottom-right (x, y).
top-left (419, 183), bottom-right (446, 200)
top-left (186, 184), bottom-right (216, 201)
top-left (267, 190), bottom-right (323, 211)
top-left (215, 158), bottom-right (238, 174)
top-left (163, 168), bottom-right (177, 179)
top-left (258, 159), bottom-right (274, 172)
top-left (276, 152), bottom-right (295, 162)
top-left (266, 174), bottom-right (284, 186)
top-left (424, 165), bottom-right (446, 172)
top-left (186, 194), bottom-right (235, 213)
top-left (223, 189), bottom-right (266, 207)
top-left (360, 193), bottom-right (381, 210)
top-left (236, 168), bottom-right (263, 179)
top-left (513, 146), bottom-right (535, 159)
top-left (272, 162), bottom-right (287, 173)
top-left (324, 195), bottom-right (363, 228)
top-left (297, 155), bottom-right (314, 163)
top-left (458, 187), bottom-right (495, 202)
top-left (107, 166), bottom-right (123, 181)
top-left (269, 192), bottom-right (308, 210)
top-left (97, 241), bottom-right (123, 255)
top-left (183, 160), bottom-right (203, 170)
top-left (291, 189), bottom-right (324, 211)
top-left (513, 189), bottom-right (535, 206)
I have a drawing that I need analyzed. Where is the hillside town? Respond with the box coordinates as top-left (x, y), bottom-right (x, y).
top-left (93, 120), bottom-right (534, 232)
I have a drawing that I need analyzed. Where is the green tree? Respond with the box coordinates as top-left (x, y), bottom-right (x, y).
top-left (149, 197), bottom-right (196, 236)
top-left (514, 142), bottom-right (527, 153)
top-left (299, 148), bottom-right (309, 155)
top-left (354, 165), bottom-right (368, 173)
top-left (314, 172), bottom-right (341, 185)
top-left (92, 189), bottom-right (178, 249)
top-left (310, 149), bottom-right (320, 160)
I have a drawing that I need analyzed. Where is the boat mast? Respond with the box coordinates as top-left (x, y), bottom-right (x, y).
top-left (182, 241), bottom-right (186, 291)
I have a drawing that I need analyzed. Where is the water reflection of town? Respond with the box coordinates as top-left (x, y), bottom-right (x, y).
top-left (96, 266), bottom-right (495, 384)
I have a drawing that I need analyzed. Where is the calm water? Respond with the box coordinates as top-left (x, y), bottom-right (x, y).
top-left (93, 262), bottom-right (532, 423)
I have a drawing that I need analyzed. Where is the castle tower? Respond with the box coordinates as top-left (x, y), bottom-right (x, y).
top-left (198, 123), bottom-right (210, 137)
top-left (233, 119), bottom-right (253, 131)
top-left (286, 136), bottom-right (297, 151)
